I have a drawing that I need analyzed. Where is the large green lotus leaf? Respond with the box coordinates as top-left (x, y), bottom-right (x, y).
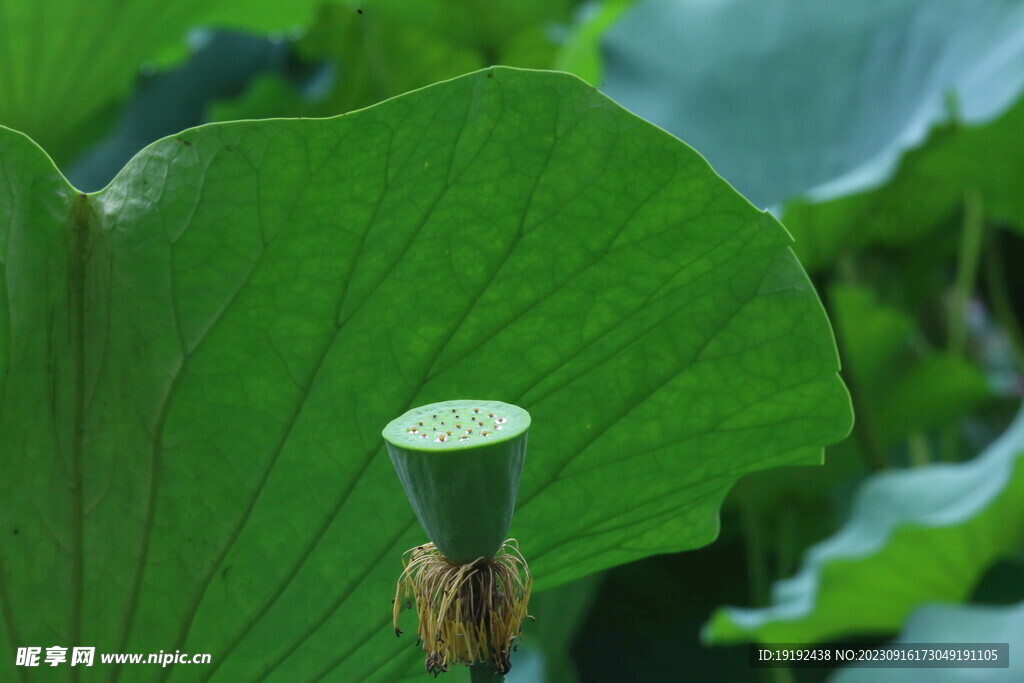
top-left (601, 0), bottom-right (1024, 209)
top-left (0, 0), bottom-right (321, 164)
top-left (704, 406), bottom-right (1024, 645)
top-left (832, 601), bottom-right (1024, 682)
top-left (784, 94), bottom-right (1024, 271)
top-left (0, 68), bottom-right (850, 681)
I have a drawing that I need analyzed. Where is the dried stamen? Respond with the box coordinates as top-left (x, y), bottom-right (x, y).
top-left (392, 540), bottom-right (532, 676)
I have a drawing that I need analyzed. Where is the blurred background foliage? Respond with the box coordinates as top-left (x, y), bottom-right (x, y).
top-left (6, 0), bottom-right (1024, 680)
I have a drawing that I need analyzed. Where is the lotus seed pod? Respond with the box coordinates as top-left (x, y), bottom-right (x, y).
top-left (383, 399), bottom-right (530, 564)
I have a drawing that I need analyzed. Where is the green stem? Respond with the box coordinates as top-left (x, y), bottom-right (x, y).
top-left (832, 253), bottom-right (886, 470)
top-left (768, 511), bottom-right (802, 683)
top-left (470, 664), bottom-right (503, 682)
top-left (849, 384), bottom-right (887, 470)
top-left (948, 190), bottom-right (985, 355)
top-left (834, 335), bottom-right (887, 471)
top-left (774, 506), bottom-right (799, 581)
top-left (984, 226), bottom-right (1024, 370)
top-left (907, 431), bottom-right (930, 467)
top-left (741, 501), bottom-right (797, 683)
top-left (836, 251), bottom-right (860, 286)
top-left (940, 190), bottom-right (985, 461)
top-left (740, 500), bottom-right (769, 608)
